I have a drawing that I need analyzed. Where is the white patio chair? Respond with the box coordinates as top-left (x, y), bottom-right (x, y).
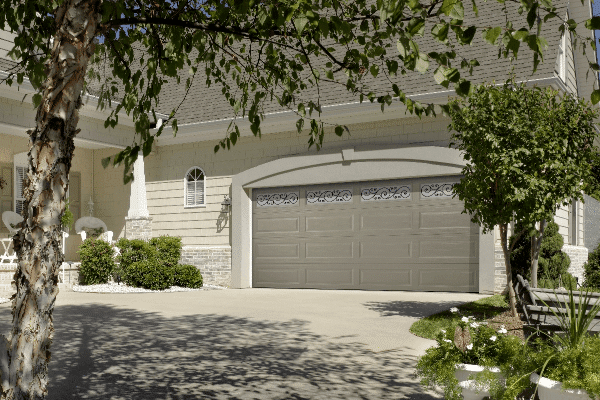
top-left (74, 216), bottom-right (108, 241)
top-left (2, 211), bottom-right (23, 236)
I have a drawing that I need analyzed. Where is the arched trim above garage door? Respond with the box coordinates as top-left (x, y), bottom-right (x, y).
top-left (231, 146), bottom-right (494, 292)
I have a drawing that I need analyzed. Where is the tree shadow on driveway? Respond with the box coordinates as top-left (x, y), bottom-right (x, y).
top-left (363, 300), bottom-right (465, 318)
top-left (0, 303), bottom-right (444, 399)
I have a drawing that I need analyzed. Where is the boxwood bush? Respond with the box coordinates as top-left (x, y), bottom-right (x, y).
top-left (149, 236), bottom-right (182, 268)
top-left (78, 238), bottom-right (116, 285)
top-left (173, 264), bottom-right (203, 288)
top-left (123, 259), bottom-right (175, 290)
top-left (116, 238), bottom-right (158, 270)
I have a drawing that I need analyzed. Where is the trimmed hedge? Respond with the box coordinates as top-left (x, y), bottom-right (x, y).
top-left (123, 259), bottom-right (174, 290)
top-left (173, 264), bottom-right (203, 288)
top-left (149, 236), bottom-right (182, 268)
top-left (116, 236), bottom-right (184, 290)
top-left (78, 238), bottom-right (116, 285)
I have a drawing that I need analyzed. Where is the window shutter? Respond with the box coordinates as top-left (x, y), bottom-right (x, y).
top-left (186, 180), bottom-right (196, 206)
top-left (185, 167), bottom-right (205, 206)
top-left (15, 166), bottom-right (26, 215)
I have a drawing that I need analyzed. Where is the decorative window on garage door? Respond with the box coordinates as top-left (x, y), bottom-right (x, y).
top-left (256, 191), bottom-right (299, 207)
top-left (306, 188), bottom-right (352, 204)
top-left (420, 182), bottom-right (458, 199)
top-left (361, 185), bottom-right (411, 201)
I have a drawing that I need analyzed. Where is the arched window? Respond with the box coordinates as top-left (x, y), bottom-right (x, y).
top-left (184, 167), bottom-right (205, 207)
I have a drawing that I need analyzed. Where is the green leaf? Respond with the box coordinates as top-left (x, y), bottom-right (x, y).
top-left (440, 0), bottom-right (464, 20)
top-left (592, 89), bottom-right (600, 105)
top-left (407, 17), bottom-right (425, 36)
top-left (318, 17), bottom-right (329, 37)
top-left (397, 38), bottom-right (410, 57)
top-left (415, 53), bottom-right (429, 74)
top-left (294, 15), bottom-right (309, 34)
top-left (483, 27), bottom-right (502, 45)
top-left (101, 156), bottom-right (111, 169)
top-left (526, 3), bottom-right (538, 29)
top-left (335, 126), bottom-right (344, 136)
top-left (585, 17), bottom-right (600, 30)
top-left (431, 23), bottom-right (450, 43)
top-left (32, 93), bottom-right (42, 108)
top-left (370, 64), bottom-right (379, 77)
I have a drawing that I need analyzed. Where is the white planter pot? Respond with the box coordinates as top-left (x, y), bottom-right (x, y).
top-left (455, 364), bottom-right (503, 400)
top-left (531, 373), bottom-right (598, 400)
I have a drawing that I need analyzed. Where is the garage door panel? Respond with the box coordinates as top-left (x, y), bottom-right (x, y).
top-left (418, 266), bottom-right (478, 290)
top-left (255, 243), bottom-right (300, 259)
top-left (359, 240), bottom-right (412, 259)
top-left (360, 213), bottom-right (413, 231)
top-left (419, 239), bottom-right (478, 259)
top-left (306, 268), bottom-right (354, 285)
top-left (255, 217), bottom-right (300, 233)
top-left (359, 268), bottom-right (412, 287)
top-left (419, 211), bottom-right (473, 229)
top-left (305, 215), bottom-right (354, 232)
top-left (253, 268), bottom-right (302, 286)
top-left (305, 242), bottom-right (354, 258)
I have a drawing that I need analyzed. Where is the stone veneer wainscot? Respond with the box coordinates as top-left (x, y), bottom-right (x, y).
top-left (180, 246), bottom-right (231, 287)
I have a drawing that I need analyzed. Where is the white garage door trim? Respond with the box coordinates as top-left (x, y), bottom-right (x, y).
top-left (231, 146), bottom-right (495, 293)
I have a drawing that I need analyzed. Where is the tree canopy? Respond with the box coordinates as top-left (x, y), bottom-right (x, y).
top-left (448, 80), bottom-right (598, 310)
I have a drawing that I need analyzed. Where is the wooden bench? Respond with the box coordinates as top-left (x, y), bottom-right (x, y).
top-left (513, 274), bottom-right (600, 335)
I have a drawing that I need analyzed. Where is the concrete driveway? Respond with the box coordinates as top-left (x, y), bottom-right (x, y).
top-left (0, 288), bottom-right (486, 399)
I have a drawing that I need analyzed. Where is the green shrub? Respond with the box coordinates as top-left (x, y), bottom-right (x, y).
top-left (116, 238), bottom-right (158, 269)
top-left (173, 264), bottom-right (203, 288)
top-left (122, 259), bottom-right (174, 290)
top-left (510, 221), bottom-right (573, 288)
top-left (78, 238), bottom-right (116, 285)
top-left (584, 243), bottom-right (600, 289)
top-left (149, 236), bottom-right (182, 268)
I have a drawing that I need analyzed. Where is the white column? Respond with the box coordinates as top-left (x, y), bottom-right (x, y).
top-left (127, 153), bottom-right (149, 218)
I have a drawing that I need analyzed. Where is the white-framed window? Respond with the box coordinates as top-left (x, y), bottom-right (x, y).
top-left (184, 167), bottom-right (206, 207)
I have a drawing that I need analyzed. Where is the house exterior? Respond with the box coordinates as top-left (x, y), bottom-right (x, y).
top-left (0, 0), bottom-right (596, 293)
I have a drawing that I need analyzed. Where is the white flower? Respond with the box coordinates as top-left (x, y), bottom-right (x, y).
top-left (443, 339), bottom-right (452, 343)
top-left (440, 329), bottom-right (446, 334)
top-left (490, 336), bottom-right (497, 342)
top-left (498, 325), bottom-right (508, 334)
top-left (450, 307), bottom-right (459, 313)
top-left (461, 316), bottom-right (470, 323)
top-left (466, 344), bottom-right (473, 350)
top-left (470, 322), bottom-right (480, 328)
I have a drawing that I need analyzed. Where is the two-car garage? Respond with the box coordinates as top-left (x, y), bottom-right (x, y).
top-left (251, 176), bottom-right (479, 292)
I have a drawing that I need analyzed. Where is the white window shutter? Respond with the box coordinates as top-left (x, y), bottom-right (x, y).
top-left (15, 166), bottom-right (26, 215)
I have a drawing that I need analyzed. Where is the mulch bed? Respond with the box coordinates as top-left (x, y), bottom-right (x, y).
top-left (486, 310), bottom-right (526, 341)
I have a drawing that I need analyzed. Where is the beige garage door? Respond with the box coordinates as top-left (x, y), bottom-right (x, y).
top-left (252, 177), bottom-right (479, 291)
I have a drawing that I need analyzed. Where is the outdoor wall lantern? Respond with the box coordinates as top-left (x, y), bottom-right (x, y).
top-left (221, 195), bottom-right (231, 213)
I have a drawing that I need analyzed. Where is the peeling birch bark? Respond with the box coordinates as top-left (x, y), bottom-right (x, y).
top-left (500, 224), bottom-right (518, 317)
top-left (1, 0), bottom-right (101, 398)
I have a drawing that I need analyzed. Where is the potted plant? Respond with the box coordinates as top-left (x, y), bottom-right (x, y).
top-left (416, 315), bottom-right (531, 400)
top-left (529, 287), bottom-right (600, 399)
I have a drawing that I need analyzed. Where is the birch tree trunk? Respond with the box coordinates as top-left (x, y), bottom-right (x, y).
top-left (1, 0), bottom-right (101, 398)
top-left (500, 224), bottom-right (518, 317)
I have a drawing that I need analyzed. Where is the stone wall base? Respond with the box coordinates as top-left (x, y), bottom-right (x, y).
top-left (181, 246), bottom-right (231, 288)
top-left (562, 244), bottom-right (588, 285)
top-left (125, 216), bottom-right (153, 241)
top-left (494, 246), bottom-right (507, 294)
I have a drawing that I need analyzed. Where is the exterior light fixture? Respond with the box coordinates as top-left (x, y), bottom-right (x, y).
top-left (221, 195), bottom-right (231, 212)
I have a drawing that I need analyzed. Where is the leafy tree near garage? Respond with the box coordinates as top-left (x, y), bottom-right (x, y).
top-left (448, 81), bottom-right (598, 316)
top-left (0, 0), bottom-right (598, 398)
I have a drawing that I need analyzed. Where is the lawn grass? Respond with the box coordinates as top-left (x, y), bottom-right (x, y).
top-left (409, 294), bottom-right (510, 340)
